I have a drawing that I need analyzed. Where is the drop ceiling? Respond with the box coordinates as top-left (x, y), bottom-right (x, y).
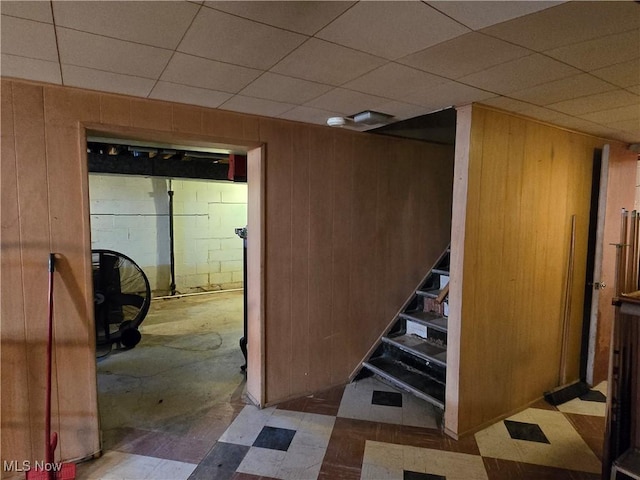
top-left (1, 1), bottom-right (638, 143)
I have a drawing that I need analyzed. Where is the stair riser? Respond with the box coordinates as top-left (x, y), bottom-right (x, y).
top-left (374, 342), bottom-right (446, 384)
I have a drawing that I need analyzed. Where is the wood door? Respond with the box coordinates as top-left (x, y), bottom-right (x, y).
top-left (588, 144), bottom-right (638, 385)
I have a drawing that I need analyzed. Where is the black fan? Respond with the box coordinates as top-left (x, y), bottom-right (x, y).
top-left (92, 249), bottom-right (151, 350)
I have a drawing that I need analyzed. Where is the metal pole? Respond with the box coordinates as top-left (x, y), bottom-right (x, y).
top-left (168, 182), bottom-right (176, 296)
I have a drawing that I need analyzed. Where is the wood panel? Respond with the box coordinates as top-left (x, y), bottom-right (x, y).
top-left (1, 78), bottom-right (456, 464)
top-left (290, 123), bottom-right (310, 393)
top-left (452, 105), bottom-right (623, 435)
top-left (45, 123), bottom-right (99, 460)
top-left (1, 80), bottom-right (33, 462)
top-left (246, 146), bottom-right (265, 405)
top-left (307, 127), bottom-right (335, 392)
top-left (330, 132), bottom-right (354, 384)
top-left (445, 105), bottom-right (473, 436)
top-left (12, 82), bottom-right (52, 461)
top-left (260, 118), bottom-right (294, 402)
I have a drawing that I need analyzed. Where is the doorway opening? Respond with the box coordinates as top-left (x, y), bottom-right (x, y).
top-left (84, 133), bottom-right (263, 464)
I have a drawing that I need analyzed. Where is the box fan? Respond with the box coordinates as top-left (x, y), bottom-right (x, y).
top-left (92, 249), bottom-right (151, 351)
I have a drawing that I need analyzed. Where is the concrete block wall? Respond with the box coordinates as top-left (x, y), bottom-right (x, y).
top-left (89, 174), bottom-right (247, 295)
top-left (172, 179), bottom-right (247, 292)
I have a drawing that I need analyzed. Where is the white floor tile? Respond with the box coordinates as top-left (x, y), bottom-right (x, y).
top-left (236, 447), bottom-right (286, 478)
top-left (338, 377), bottom-right (439, 428)
top-left (76, 451), bottom-right (196, 480)
top-left (362, 441), bottom-right (488, 480)
top-left (277, 444), bottom-right (326, 480)
top-left (557, 381), bottom-right (607, 417)
top-left (475, 408), bottom-right (601, 473)
top-left (218, 405), bottom-right (276, 446)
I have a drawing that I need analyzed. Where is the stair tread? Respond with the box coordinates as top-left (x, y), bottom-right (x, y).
top-left (363, 356), bottom-right (445, 409)
top-left (415, 288), bottom-right (441, 299)
top-left (400, 311), bottom-right (448, 333)
top-left (384, 334), bottom-right (447, 367)
top-left (432, 268), bottom-right (450, 275)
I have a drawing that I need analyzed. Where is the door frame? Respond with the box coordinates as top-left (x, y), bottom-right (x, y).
top-left (586, 145), bottom-right (610, 385)
top-left (81, 123), bottom-right (267, 406)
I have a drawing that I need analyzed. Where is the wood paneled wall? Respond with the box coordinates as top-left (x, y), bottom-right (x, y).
top-left (446, 105), bottom-right (632, 436)
top-left (1, 78), bottom-right (454, 465)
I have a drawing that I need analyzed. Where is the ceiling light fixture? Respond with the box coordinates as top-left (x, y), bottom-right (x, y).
top-left (350, 110), bottom-right (394, 125)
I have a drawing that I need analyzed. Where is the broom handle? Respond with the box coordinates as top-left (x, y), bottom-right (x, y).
top-left (46, 254), bottom-right (55, 467)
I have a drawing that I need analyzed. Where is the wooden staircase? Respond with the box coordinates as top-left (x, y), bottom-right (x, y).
top-left (359, 245), bottom-right (450, 410)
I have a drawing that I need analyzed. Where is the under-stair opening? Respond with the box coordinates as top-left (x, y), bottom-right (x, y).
top-left (358, 244), bottom-right (451, 412)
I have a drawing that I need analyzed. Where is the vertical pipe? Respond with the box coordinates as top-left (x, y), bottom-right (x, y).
top-left (615, 209), bottom-right (628, 297)
top-left (634, 213), bottom-right (640, 291)
top-left (168, 180), bottom-right (176, 296)
top-left (626, 211), bottom-right (636, 293)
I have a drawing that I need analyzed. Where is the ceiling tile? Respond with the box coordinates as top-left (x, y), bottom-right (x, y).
top-left (204, 1), bottom-right (355, 35)
top-left (402, 80), bottom-right (496, 110)
top-left (479, 97), bottom-right (568, 124)
top-left (178, 6), bottom-right (306, 70)
top-left (61, 65), bottom-right (155, 97)
top-left (160, 53), bottom-right (262, 93)
top-left (1, 53), bottom-right (61, 84)
top-left (427, 1), bottom-right (562, 30)
top-left (548, 113), bottom-right (624, 140)
top-left (343, 63), bottom-right (446, 101)
top-left (479, 96), bottom-right (536, 113)
top-left (1, 15), bottom-right (58, 61)
top-left (398, 32), bottom-right (530, 80)
top-left (57, 28), bottom-right (172, 79)
top-left (149, 81), bottom-right (233, 109)
top-left (608, 118), bottom-right (640, 136)
top-left (459, 54), bottom-right (581, 94)
top-left (481, 1), bottom-right (640, 51)
top-left (1, 1), bottom-right (52, 23)
top-left (305, 88), bottom-right (389, 116)
top-left (239, 72), bottom-right (332, 104)
top-left (544, 29), bottom-right (640, 72)
top-left (580, 104), bottom-right (640, 125)
top-left (278, 105), bottom-right (340, 125)
top-left (270, 38), bottom-right (385, 86)
top-left (508, 74), bottom-right (616, 105)
top-left (548, 89), bottom-right (639, 116)
top-left (590, 59), bottom-right (640, 88)
top-left (220, 95), bottom-right (295, 117)
top-left (512, 105), bottom-right (566, 124)
top-left (315, 1), bottom-right (469, 60)
top-left (52, 1), bottom-right (199, 50)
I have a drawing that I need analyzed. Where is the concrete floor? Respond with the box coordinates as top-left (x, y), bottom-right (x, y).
top-left (89, 291), bottom-right (247, 467)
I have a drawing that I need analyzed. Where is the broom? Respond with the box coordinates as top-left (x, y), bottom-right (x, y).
top-left (544, 216), bottom-right (590, 405)
top-left (26, 254), bottom-right (76, 480)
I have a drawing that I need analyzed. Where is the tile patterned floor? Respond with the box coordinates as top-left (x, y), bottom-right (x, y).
top-left (77, 378), bottom-right (608, 479)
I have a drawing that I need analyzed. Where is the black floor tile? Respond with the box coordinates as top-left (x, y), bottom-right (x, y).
top-left (189, 464), bottom-right (236, 480)
top-left (579, 390), bottom-right (606, 403)
top-left (198, 442), bottom-right (250, 471)
top-left (252, 426), bottom-right (296, 451)
top-left (403, 470), bottom-right (446, 480)
top-left (372, 390), bottom-right (403, 407)
top-left (504, 420), bottom-right (550, 444)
